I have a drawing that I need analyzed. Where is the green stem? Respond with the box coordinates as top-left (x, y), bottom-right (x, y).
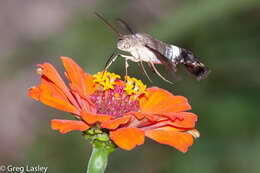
top-left (87, 143), bottom-right (114, 173)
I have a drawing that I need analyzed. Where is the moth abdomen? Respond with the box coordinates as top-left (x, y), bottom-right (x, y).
top-left (164, 44), bottom-right (181, 63)
top-left (184, 61), bottom-right (210, 80)
top-left (177, 48), bottom-right (210, 80)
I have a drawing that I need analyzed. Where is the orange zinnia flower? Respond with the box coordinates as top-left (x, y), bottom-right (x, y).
top-left (28, 57), bottom-right (199, 153)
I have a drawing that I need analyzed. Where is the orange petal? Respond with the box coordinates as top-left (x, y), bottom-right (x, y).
top-left (81, 109), bottom-right (112, 124)
top-left (70, 89), bottom-right (96, 114)
top-left (154, 112), bottom-right (198, 129)
top-left (139, 87), bottom-right (191, 114)
top-left (126, 112), bottom-right (161, 121)
top-left (110, 127), bottom-right (145, 150)
top-left (40, 77), bottom-right (71, 102)
top-left (126, 112), bottom-right (145, 120)
top-left (28, 77), bottom-right (79, 114)
top-left (51, 119), bottom-right (89, 134)
top-left (36, 78), bottom-right (79, 114)
top-left (156, 112), bottom-right (184, 121)
top-left (101, 117), bottom-right (131, 129)
top-left (39, 62), bottom-right (79, 108)
top-left (61, 57), bottom-right (89, 97)
top-left (167, 112), bottom-right (198, 129)
top-left (84, 73), bottom-right (95, 96)
top-left (145, 126), bottom-right (193, 153)
top-left (28, 86), bottom-right (40, 100)
top-left (40, 92), bottom-right (79, 114)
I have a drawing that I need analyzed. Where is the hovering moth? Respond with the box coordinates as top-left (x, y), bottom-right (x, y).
top-left (95, 12), bottom-right (210, 83)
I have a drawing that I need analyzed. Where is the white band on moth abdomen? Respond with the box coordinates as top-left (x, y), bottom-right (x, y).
top-left (171, 45), bottom-right (181, 59)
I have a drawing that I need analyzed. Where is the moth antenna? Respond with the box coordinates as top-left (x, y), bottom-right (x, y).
top-left (94, 11), bottom-right (122, 37)
top-left (116, 18), bottom-right (135, 34)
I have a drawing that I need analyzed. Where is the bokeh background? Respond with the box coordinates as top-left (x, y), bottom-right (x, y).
top-left (1, 0), bottom-right (260, 173)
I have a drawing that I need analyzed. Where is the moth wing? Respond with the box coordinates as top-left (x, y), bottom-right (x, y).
top-left (145, 44), bottom-right (177, 78)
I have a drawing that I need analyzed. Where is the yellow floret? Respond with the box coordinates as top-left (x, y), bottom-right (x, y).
top-left (124, 82), bottom-right (136, 95)
top-left (124, 76), bottom-right (148, 97)
top-left (93, 71), bottom-right (120, 90)
top-left (135, 79), bottom-right (148, 97)
top-left (93, 71), bottom-right (148, 96)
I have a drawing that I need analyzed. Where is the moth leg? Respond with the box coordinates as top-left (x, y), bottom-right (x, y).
top-left (149, 63), bottom-right (173, 84)
top-left (138, 61), bottom-right (153, 83)
top-left (125, 58), bottom-right (129, 81)
top-left (147, 62), bottom-right (156, 73)
top-left (119, 54), bottom-right (140, 80)
top-left (104, 53), bottom-right (134, 73)
top-left (119, 54), bottom-right (138, 62)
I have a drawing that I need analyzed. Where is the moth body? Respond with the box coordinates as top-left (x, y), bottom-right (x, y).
top-left (95, 12), bottom-right (210, 81)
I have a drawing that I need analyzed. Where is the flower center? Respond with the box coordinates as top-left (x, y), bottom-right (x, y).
top-left (90, 85), bottom-right (139, 118)
top-left (90, 71), bottom-right (148, 118)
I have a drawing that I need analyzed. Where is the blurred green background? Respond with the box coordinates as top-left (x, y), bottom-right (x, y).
top-left (1, 0), bottom-right (260, 172)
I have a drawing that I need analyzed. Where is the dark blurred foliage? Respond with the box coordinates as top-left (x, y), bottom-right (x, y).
top-left (1, 0), bottom-right (260, 173)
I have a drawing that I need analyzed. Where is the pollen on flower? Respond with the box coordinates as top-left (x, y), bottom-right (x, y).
top-left (124, 76), bottom-right (136, 95)
top-left (93, 71), bottom-right (121, 90)
top-left (36, 67), bottom-right (43, 75)
top-left (124, 76), bottom-right (148, 97)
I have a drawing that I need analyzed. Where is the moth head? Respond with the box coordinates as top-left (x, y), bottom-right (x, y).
top-left (117, 35), bottom-right (135, 51)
